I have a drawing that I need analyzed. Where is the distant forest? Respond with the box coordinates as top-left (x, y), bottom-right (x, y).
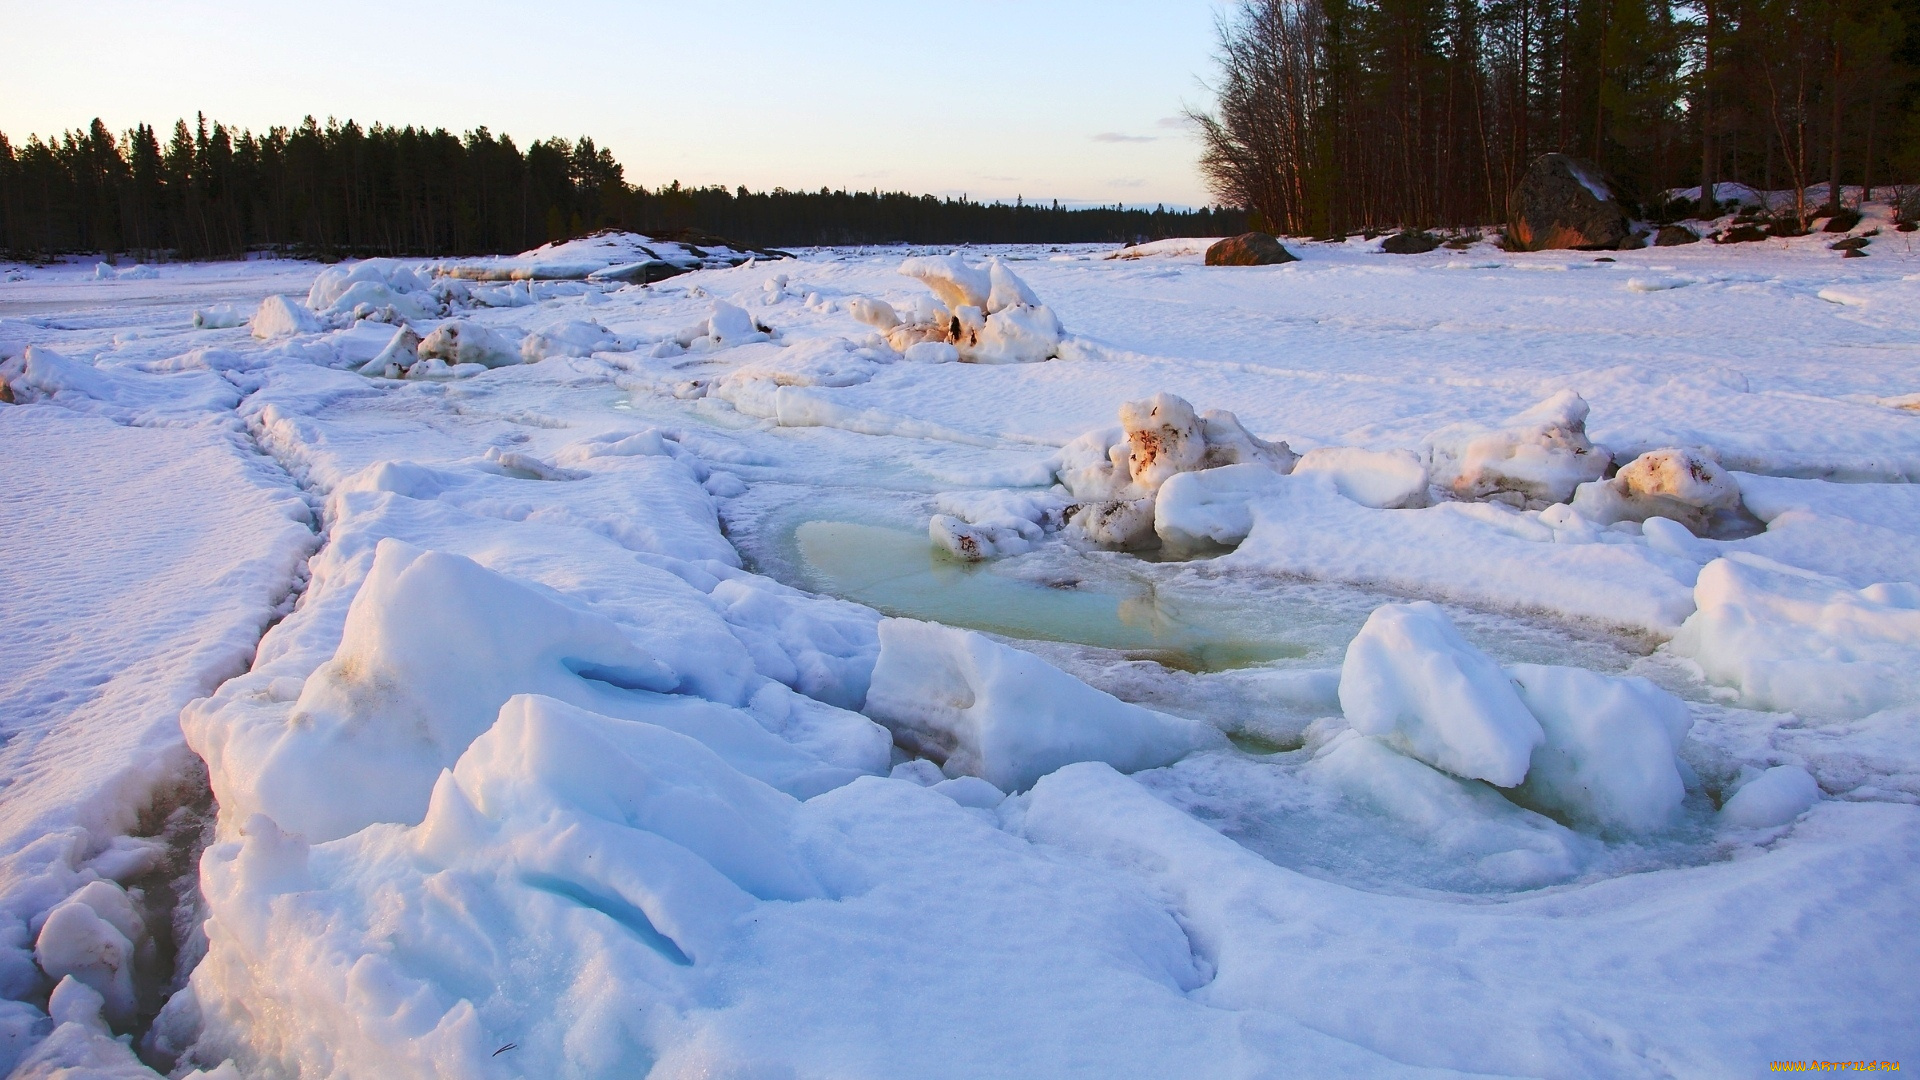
top-left (0, 116), bottom-right (1246, 260)
top-left (1193, 0), bottom-right (1920, 234)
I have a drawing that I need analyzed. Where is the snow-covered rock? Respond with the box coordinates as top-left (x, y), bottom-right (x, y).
top-left (1427, 390), bottom-right (1610, 507)
top-left (1506, 664), bottom-right (1693, 833)
top-left (863, 618), bottom-right (1225, 791)
top-left (249, 295), bottom-right (318, 340)
top-left (416, 319), bottom-right (518, 369)
top-left (1337, 602), bottom-right (1544, 787)
top-left (1570, 447), bottom-right (1743, 533)
top-left (1060, 394), bottom-right (1297, 549)
top-left (1292, 446), bottom-right (1429, 508)
top-left (1670, 554), bottom-right (1920, 718)
top-left (1118, 393), bottom-right (1208, 490)
top-left (890, 256), bottom-right (1062, 363)
top-left (1720, 764), bottom-right (1821, 827)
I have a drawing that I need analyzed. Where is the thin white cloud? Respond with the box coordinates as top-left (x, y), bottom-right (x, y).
top-left (1092, 132), bottom-right (1157, 143)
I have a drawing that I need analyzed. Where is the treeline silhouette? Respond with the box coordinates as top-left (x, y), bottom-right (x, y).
top-left (0, 115), bottom-right (1245, 260)
top-left (1194, 0), bottom-right (1920, 235)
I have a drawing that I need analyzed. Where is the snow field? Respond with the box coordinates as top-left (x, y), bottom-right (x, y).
top-left (1, 223), bottom-right (1917, 1076)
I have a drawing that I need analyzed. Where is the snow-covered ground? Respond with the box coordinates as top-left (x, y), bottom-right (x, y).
top-left (1, 212), bottom-right (1916, 1078)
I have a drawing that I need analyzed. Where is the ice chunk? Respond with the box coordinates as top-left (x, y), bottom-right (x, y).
top-left (985, 258), bottom-right (1041, 312)
top-left (33, 901), bottom-right (134, 1026)
top-left (1506, 664), bottom-right (1692, 833)
top-left (1570, 447), bottom-right (1742, 533)
top-left (1720, 764), bottom-right (1820, 828)
top-left (931, 775), bottom-right (1007, 809)
top-left (196, 540), bottom-right (857, 843)
top-left (46, 976), bottom-right (107, 1035)
top-left (1293, 447), bottom-right (1429, 508)
top-left (931, 514), bottom-right (1014, 561)
top-left (1308, 731), bottom-right (1581, 888)
top-left (416, 319), bottom-right (518, 368)
top-left (863, 618), bottom-right (1225, 791)
top-left (848, 296), bottom-right (899, 330)
top-left (318, 279), bottom-right (437, 322)
top-left (903, 341), bottom-right (959, 364)
top-left (249, 295), bottom-right (319, 339)
top-left (928, 489), bottom-right (1067, 560)
top-left (706, 300), bottom-right (765, 346)
top-left (966, 302), bottom-right (1062, 364)
top-left (1670, 555), bottom-right (1920, 718)
top-left (306, 259), bottom-right (429, 311)
top-left (1427, 390), bottom-right (1610, 506)
top-left (448, 695), bottom-right (820, 903)
top-left (1153, 462), bottom-right (1293, 549)
top-left (192, 304), bottom-right (247, 330)
top-left (356, 325), bottom-right (422, 378)
top-left (1071, 496), bottom-right (1159, 548)
top-left (1055, 426), bottom-right (1133, 501)
top-left (898, 254), bottom-right (991, 312)
top-left (1197, 409), bottom-right (1298, 473)
top-left (520, 319), bottom-right (630, 362)
top-left (1337, 602), bottom-right (1544, 786)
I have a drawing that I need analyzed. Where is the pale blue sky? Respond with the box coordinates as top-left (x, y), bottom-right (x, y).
top-left (0, 1), bottom-right (1228, 207)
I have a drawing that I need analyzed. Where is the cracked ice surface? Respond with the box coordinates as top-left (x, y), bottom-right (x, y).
top-left (1, 231), bottom-right (1918, 1078)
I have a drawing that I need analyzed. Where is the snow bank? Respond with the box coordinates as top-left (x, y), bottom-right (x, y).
top-left (1292, 447), bottom-right (1429, 509)
top-left (1507, 664), bottom-right (1692, 833)
top-left (249, 295), bottom-right (318, 340)
top-left (1670, 554), bottom-right (1920, 718)
top-left (863, 618), bottom-right (1224, 790)
top-left (1338, 602), bottom-right (1543, 786)
top-left (188, 539), bottom-right (860, 844)
top-left (1570, 447), bottom-right (1742, 533)
top-left (1427, 390), bottom-right (1610, 507)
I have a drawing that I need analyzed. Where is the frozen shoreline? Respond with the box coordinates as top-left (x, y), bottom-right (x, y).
top-left (1, 223), bottom-right (1916, 1077)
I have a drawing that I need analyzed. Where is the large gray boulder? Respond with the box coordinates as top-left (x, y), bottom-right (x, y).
top-left (1506, 154), bottom-right (1631, 251)
top-left (1205, 233), bottom-right (1299, 266)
